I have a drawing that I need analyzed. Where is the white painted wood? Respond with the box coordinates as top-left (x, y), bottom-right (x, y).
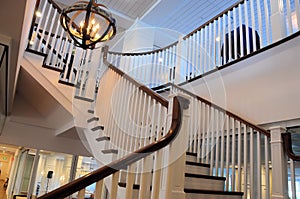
top-left (237, 121), bottom-right (242, 191)
top-left (37, 4), bottom-right (52, 52)
top-left (184, 176), bottom-right (224, 191)
top-left (295, 0), bottom-right (300, 30)
top-left (238, 4), bottom-right (244, 57)
top-left (270, 0), bottom-right (287, 41)
top-left (250, 128), bottom-right (254, 198)
top-left (250, 0), bottom-right (258, 51)
top-left (263, 0), bottom-right (271, 44)
top-left (270, 127), bottom-right (289, 199)
top-left (290, 159), bottom-right (296, 199)
top-left (243, 124), bottom-right (247, 199)
top-left (94, 180), bottom-right (104, 199)
top-left (110, 172), bottom-right (120, 199)
top-left (225, 115), bottom-right (230, 191)
top-left (257, 131), bottom-right (261, 199)
top-left (186, 193), bottom-right (242, 199)
top-left (220, 112), bottom-right (225, 177)
top-left (215, 109), bottom-right (220, 176)
top-left (209, 107), bottom-right (215, 175)
top-left (233, 7), bottom-right (237, 60)
top-left (286, 0), bottom-right (293, 34)
top-left (256, 0), bottom-right (263, 47)
top-left (33, 1), bottom-right (48, 50)
top-left (264, 136), bottom-right (270, 199)
top-left (228, 10), bottom-right (232, 63)
top-left (231, 118), bottom-right (236, 191)
top-left (244, 0), bottom-right (250, 55)
top-left (77, 188), bottom-right (86, 199)
top-left (125, 165), bottom-right (135, 199)
top-left (185, 164), bottom-right (209, 176)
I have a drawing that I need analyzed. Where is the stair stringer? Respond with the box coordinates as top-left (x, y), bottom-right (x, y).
top-left (21, 52), bottom-right (79, 114)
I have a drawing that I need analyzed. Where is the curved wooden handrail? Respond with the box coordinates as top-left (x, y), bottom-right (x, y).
top-left (169, 83), bottom-right (270, 137)
top-left (38, 96), bottom-right (183, 199)
top-left (103, 46), bottom-right (169, 108)
top-left (183, 0), bottom-right (247, 39)
top-left (282, 132), bottom-right (300, 161)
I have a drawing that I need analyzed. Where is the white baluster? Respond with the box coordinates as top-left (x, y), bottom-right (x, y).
top-left (243, 124), bottom-right (248, 199)
top-left (237, 120), bottom-right (242, 191)
top-left (231, 118), bottom-right (236, 191)
top-left (257, 131), bottom-right (261, 199)
top-left (225, 115), bottom-right (230, 191)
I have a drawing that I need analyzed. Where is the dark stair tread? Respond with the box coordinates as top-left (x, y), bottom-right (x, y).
top-left (58, 79), bottom-right (75, 87)
top-left (102, 149), bottom-right (118, 154)
top-left (185, 188), bottom-right (244, 196)
top-left (186, 152), bottom-right (197, 157)
top-left (91, 126), bottom-right (104, 131)
top-left (186, 161), bottom-right (210, 168)
top-left (185, 173), bottom-right (226, 181)
top-left (74, 95), bottom-right (94, 102)
top-left (42, 64), bottom-right (64, 72)
top-left (118, 182), bottom-right (140, 190)
top-left (88, 109), bottom-right (95, 114)
top-left (87, 117), bottom-right (99, 123)
top-left (96, 136), bottom-right (110, 142)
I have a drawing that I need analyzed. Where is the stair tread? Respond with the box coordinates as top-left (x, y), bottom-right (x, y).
top-left (58, 79), bottom-right (75, 87)
top-left (185, 188), bottom-right (244, 196)
top-left (96, 136), bottom-right (110, 142)
top-left (88, 109), bottom-right (95, 114)
top-left (186, 152), bottom-right (197, 157)
top-left (42, 64), bottom-right (64, 72)
top-left (102, 149), bottom-right (118, 154)
top-left (91, 126), bottom-right (104, 131)
top-left (186, 161), bottom-right (210, 168)
top-left (74, 95), bottom-right (94, 102)
top-left (87, 117), bottom-right (99, 123)
top-left (185, 173), bottom-right (226, 181)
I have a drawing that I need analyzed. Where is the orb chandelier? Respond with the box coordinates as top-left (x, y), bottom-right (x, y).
top-left (60, 0), bottom-right (116, 49)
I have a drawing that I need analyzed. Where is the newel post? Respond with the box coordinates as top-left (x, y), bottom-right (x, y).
top-left (270, 0), bottom-right (287, 42)
top-left (270, 126), bottom-right (289, 199)
top-left (160, 94), bottom-right (190, 199)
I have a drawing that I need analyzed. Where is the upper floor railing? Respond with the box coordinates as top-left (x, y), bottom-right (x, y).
top-left (26, 0), bottom-right (300, 88)
top-left (107, 0), bottom-right (300, 86)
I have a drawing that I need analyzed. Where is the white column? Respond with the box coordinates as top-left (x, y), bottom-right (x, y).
top-left (270, 126), bottom-right (289, 199)
top-left (161, 94), bottom-right (190, 199)
top-left (270, 0), bottom-right (287, 42)
top-left (174, 37), bottom-right (185, 84)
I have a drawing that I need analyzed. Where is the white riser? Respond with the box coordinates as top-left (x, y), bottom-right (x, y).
top-left (186, 164), bottom-right (209, 175)
top-left (185, 177), bottom-right (224, 191)
top-left (186, 155), bottom-right (198, 162)
top-left (186, 193), bottom-right (242, 199)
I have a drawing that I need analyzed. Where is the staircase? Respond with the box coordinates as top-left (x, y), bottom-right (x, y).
top-left (20, 0), bottom-right (282, 199)
top-left (118, 152), bottom-right (243, 199)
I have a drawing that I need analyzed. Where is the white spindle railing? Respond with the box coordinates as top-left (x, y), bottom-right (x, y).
top-left (170, 83), bottom-right (271, 199)
top-left (27, 0), bottom-right (300, 88)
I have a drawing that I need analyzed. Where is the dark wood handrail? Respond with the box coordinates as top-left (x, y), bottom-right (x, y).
top-left (183, 0), bottom-right (247, 39)
top-left (103, 46), bottom-right (169, 108)
top-left (282, 132), bottom-right (300, 161)
top-left (38, 96), bottom-right (183, 199)
top-left (169, 83), bottom-right (270, 137)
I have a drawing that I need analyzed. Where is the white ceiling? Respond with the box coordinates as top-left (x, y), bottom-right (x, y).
top-left (56, 0), bottom-right (240, 35)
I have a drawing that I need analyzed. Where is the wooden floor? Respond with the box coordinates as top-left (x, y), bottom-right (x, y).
top-left (0, 180), bottom-right (7, 199)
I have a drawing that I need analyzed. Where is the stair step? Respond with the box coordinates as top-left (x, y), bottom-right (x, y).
top-left (42, 64), bottom-right (63, 72)
top-left (102, 149), bottom-right (118, 154)
top-left (186, 161), bottom-right (210, 175)
top-left (87, 117), bottom-right (99, 123)
top-left (118, 182), bottom-right (140, 190)
top-left (185, 173), bottom-right (225, 191)
top-left (186, 152), bottom-right (198, 162)
top-left (58, 79), bottom-right (75, 87)
top-left (88, 109), bottom-right (95, 114)
top-left (91, 126), bottom-right (104, 131)
top-left (74, 95), bottom-right (94, 102)
top-left (96, 136), bottom-right (110, 142)
top-left (185, 189), bottom-right (243, 199)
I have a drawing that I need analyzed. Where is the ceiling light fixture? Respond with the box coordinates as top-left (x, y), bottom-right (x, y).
top-left (60, 0), bottom-right (116, 49)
